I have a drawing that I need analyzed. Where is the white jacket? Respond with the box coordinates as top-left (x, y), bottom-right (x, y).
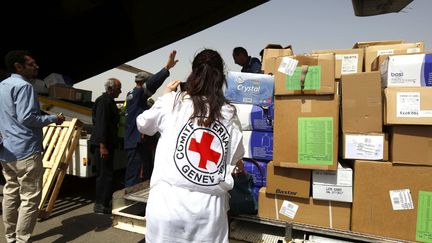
top-left (136, 91), bottom-right (244, 196)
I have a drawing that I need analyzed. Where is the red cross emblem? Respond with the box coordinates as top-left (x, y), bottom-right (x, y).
top-left (188, 132), bottom-right (221, 170)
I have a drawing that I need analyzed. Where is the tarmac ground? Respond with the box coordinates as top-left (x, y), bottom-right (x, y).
top-left (0, 170), bottom-right (146, 243)
top-left (0, 171), bottom-right (245, 243)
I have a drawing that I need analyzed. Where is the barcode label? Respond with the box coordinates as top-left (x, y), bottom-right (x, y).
top-left (280, 200), bottom-right (299, 219)
top-left (397, 92), bottom-right (420, 118)
top-left (389, 189), bottom-right (414, 210)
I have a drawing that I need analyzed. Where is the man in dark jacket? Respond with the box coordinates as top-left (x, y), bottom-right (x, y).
top-left (91, 78), bottom-right (122, 214)
top-left (232, 46), bottom-right (262, 73)
top-left (124, 50), bottom-right (178, 187)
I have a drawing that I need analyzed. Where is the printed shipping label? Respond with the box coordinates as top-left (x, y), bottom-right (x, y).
top-left (416, 191), bottom-right (432, 242)
top-left (345, 134), bottom-right (384, 160)
top-left (407, 48), bottom-right (421, 53)
top-left (377, 49), bottom-right (394, 56)
top-left (298, 117), bottom-right (333, 165)
top-left (279, 200), bottom-right (299, 219)
top-left (336, 54), bottom-right (358, 74)
top-left (396, 92), bottom-right (420, 117)
top-left (278, 57), bottom-right (298, 76)
top-left (389, 189), bottom-right (414, 210)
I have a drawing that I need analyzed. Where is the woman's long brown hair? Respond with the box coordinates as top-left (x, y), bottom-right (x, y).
top-left (184, 49), bottom-right (234, 127)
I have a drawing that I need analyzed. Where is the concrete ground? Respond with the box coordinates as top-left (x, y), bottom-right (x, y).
top-left (0, 173), bottom-right (146, 243)
top-left (0, 173), bottom-right (246, 243)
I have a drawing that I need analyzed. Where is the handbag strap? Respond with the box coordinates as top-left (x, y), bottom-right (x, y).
top-left (246, 158), bottom-right (264, 186)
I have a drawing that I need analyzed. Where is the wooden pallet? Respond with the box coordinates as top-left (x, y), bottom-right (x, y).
top-left (39, 118), bottom-right (83, 219)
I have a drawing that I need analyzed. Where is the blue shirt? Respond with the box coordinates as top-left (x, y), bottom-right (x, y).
top-left (241, 56), bottom-right (262, 74)
top-left (124, 68), bottom-right (169, 149)
top-left (0, 74), bottom-right (57, 162)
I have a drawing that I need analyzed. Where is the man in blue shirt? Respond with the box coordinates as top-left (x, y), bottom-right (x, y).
top-left (124, 50), bottom-right (178, 187)
top-left (232, 47), bottom-right (262, 73)
top-left (0, 50), bottom-right (65, 243)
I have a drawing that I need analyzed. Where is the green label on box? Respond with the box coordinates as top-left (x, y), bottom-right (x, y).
top-left (286, 66), bottom-right (321, 91)
top-left (298, 117), bottom-right (333, 165)
top-left (417, 191), bottom-right (432, 242)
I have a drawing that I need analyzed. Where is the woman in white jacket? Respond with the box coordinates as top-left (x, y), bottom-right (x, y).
top-left (136, 49), bottom-right (244, 243)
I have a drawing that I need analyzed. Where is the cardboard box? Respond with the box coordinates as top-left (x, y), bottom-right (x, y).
top-left (351, 160), bottom-right (432, 242)
top-left (381, 53), bottom-right (432, 87)
top-left (48, 84), bottom-right (92, 102)
top-left (363, 42), bottom-right (424, 72)
top-left (242, 131), bottom-right (273, 161)
top-left (258, 187), bottom-right (351, 230)
top-left (390, 125), bottom-right (432, 166)
top-left (312, 48), bottom-right (363, 79)
top-left (273, 94), bottom-right (339, 170)
top-left (342, 133), bottom-right (388, 161)
top-left (312, 162), bottom-right (353, 203)
top-left (265, 161), bottom-right (310, 199)
top-left (261, 44), bottom-right (293, 74)
top-left (274, 53), bottom-right (335, 95)
top-left (225, 71), bottom-right (274, 106)
top-left (234, 103), bottom-right (273, 131)
top-left (384, 87), bottom-right (432, 125)
top-left (353, 40), bottom-right (404, 49)
top-left (341, 72), bottom-right (382, 133)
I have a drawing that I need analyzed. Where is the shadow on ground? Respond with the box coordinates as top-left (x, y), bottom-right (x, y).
top-left (32, 213), bottom-right (112, 243)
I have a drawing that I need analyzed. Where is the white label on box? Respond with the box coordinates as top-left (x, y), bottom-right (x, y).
top-left (278, 57), bottom-right (298, 76)
top-left (336, 54), bottom-right (358, 74)
top-left (279, 200), bottom-right (299, 219)
top-left (397, 92), bottom-right (420, 117)
top-left (345, 134), bottom-right (384, 160)
top-left (377, 49), bottom-right (394, 56)
top-left (337, 170), bottom-right (353, 186)
top-left (407, 48), bottom-right (421, 53)
top-left (389, 189), bottom-right (414, 210)
top-left (420, 110), bottom-right (432, 117)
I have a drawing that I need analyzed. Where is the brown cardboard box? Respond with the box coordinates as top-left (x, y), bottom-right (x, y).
top-left (261, 44), bottom-right (293, 74)
top-left (342, 132), bottom-right (388, 161)
top-left (371, 51), bottom-right (432, 72)
top-left (351, 160), bottom-right (432, 242)
top-left (273, 94), bottom-right (339, 170)
top-left (384, 87), bottom-right (432, 125)
top-left (363, 42), bottom-right (424, 72)
top-left (341, 72), bottom-right (382, 133)
top-left (265, 161), bottom-right (310, 199)
top-left (262, 57), bottom-right (277, 75)
top-left (258, 187), bottom-right (351, 230)
top-left (390, 125), bottom-right (432, 166)
top-left (274, 53), bottom-right (335, 95)
top-left (312, 48), bottom-right (363, 79)
top-left (352, 40), bottom-right (404, 49)
top-left (48, 84), bottom-right (92, 102)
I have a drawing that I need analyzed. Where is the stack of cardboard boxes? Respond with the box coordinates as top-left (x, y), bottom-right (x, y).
top-left (237, 40), bottom-right (431, 242)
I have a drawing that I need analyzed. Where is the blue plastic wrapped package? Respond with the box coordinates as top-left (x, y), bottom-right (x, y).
top-left (234, 103), bottom-right (274, 131)
top-left (225, 71), bottom-right (274, 106)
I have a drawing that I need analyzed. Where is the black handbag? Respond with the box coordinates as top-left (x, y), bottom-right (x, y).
top-left (228, 159), bottom-right (263, 215)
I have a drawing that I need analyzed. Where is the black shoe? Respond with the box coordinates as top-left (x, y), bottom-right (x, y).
top-left (93, 204), bottom-right (111, 214)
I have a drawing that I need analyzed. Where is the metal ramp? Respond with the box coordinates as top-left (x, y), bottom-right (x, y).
top-left (229, 215), bottom-right (414, 243)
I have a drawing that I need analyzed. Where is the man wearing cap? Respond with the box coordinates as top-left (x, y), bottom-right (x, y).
top-left (124, 50), bottom-right (178, 188)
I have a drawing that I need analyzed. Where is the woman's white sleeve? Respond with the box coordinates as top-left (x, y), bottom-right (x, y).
top-left (136, 93), bottom-right (171, 135)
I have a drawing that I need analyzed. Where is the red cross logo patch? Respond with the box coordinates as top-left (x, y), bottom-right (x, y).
top-left (174, 119), bottom-right (230, 186)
